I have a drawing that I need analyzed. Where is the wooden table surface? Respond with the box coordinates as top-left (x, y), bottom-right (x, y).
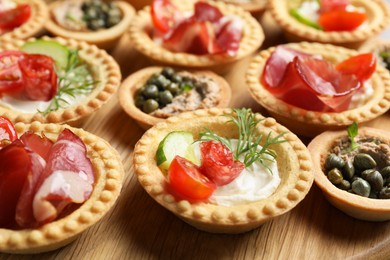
top-left (2, 8), bottom-right (390, 260)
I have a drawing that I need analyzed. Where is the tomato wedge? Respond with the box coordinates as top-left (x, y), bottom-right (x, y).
top-left (18, 54), bottom-right (58, 101)
top-left (0, 116), bottom-right (17, 147)
top-left (200, 141), bottom-right (244, 186)
top-left (168, 156), bottom-right (216, 201)
top-left (336, 53), bottom-right (376, 83)
top-left (0, 4), bottom-right (31, 32)
top-left (0, 50), bottom-right (24, 95)
top-left (151, 0), bottom-right (179, 33)
top-left (318, 10), bottom-right (366, 32)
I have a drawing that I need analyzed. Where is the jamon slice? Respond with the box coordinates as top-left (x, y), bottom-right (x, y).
top-left (194, 1), bottom-right (223, 22)
top-left (20, 131), bottom-right (53, 161)
top-left (215, 16), bottom-right (243, 57)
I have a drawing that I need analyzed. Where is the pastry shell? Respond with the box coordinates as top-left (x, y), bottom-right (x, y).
top-left (0, 0), bottom-right (48, 41)
top-left (268, 0), bottom-right (390, 49)
top-left (133, 108), bottom-right (314, 234)
top-left (0, 121), bottom-right (124, 254)
top-left (118, 66), bottom-right (232, 130)
top-left (128, 0), bottom-right (264, 74)
top-left (45, 1), bottom-right (135, 50)
top-left (218, 0), bottom-right (268, 16)
top-left (308, 127), bottom-right (390, 221)
top-left (246, 42), bottom-right (390, 137)
top-left (0, 36), bottom-right (121, 126)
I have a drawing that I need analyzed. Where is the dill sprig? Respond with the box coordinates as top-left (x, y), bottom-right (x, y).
top-left (199, 108), bottom-right (286, 171)
top-left (39, 49), bottom-right (97, 115)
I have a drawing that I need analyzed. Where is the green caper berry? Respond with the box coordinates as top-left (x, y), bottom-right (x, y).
top-left (327, 168), bottom-right (343, 185)
top-left (337, 179), bottom-right (351, 191)
top-left (142, 99), bottom-right (159, 113)
top-left (361, 169), bottom-right (376, 180)
top-left (379, 187), bottom-right (390, 199)
top-left (159, 90), bottom-right (173, 106)
top-left (171, 74), bottom-right (183, 83)
top-left (166, 83), bottom-right (179, 95)
top-left (342, 161), bottom-right (355, 180)
top-left (364, 170), bottom-right (384, 192)
top-left (143, 84), bottom-right (159, 98)
top-left (325, 153), bottom-right (345, 170)
top-left (380, 166), bottom-right (390, 179)
top-left (353, 153), bottom-right (377, 170)
top-left (154, 74), bottom-right (170, 89)
top-left (134, 95), bottom-right (145, 108)
top-left (369, 190), bottom-right (378, 199)
top-left (351, 178), bottom-right (371, 197)
top-left (161, 67), bottom-right (175, 79)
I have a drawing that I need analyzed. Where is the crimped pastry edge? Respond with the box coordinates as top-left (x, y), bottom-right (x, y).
top-left (220, 0), bottom-right (268, 15)
top-left (268, 0), bottom-right (390, 48)
top-left (308, 127), bottom-right (390, 221)
top-left (0, 121), bottom-right (124, 254)
top-left (0, 0), bottom-right (48, 42)
top-left (44, 1), bottom-right (135, 50)
top-left (128, 0), bottom-right (264, 71)
top-left (245, 42), bottom-right (390, 137)
top-left (0, 36), bottom-right (122, 126)
top-left (133, 108), bottom-right (313, 234)
top-left (118, 66), bottom-right (232, 130)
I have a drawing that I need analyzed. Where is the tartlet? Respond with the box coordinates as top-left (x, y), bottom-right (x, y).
top-left (0, 36), bottom-right (121, 125)
top-left (268, 0), bottom-right (390, 49)
top-left (133, 108), bottom-right (313, 233)
top-left (308, 127), bottom-right (390, 221)
top-left (128, 0), bottom-right (264, 73)
top-left (118, 67), bottom-right (232, 129)
top-left (246, 42), bottom-right (390, 137)
top-left (215, 0), bottom-right (268, 16)
top-left (0, 0), bottom-right (48, 42)
top-left (44, 0), bottom-right (135, 50)
top-left (0, 121), bottom-right (124, 254)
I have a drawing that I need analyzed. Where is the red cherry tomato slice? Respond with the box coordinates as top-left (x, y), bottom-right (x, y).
top-left (0, 116), bottom-right (18, 147)
top-left (0, 4), bottom-right (31, 31)
top-left (336, 53), bottom-right (376, 83)
top-left (168, 156), bottom-right (216, 201)
top-left (318, 10), bottom-right (366, 32)
top-left (0, 50), bottom-right (24, 95)
top-left (319, 0), bottom-right (349, 13)
top-left (18, 54), bottom-right (58, 101)
top-left (200, 141), bottom-right (244, 186)
top-left (151, 0), bottom-right (178, 33)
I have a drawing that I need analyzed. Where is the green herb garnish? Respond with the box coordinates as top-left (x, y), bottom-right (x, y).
top-left (199, 108), bottom-right (286, 172)
top-left (347, 122), bottom-right (359, 151)
top-left (40, 49), bottom-right (96, 115)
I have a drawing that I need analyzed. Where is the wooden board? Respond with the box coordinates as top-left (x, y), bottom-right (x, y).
top-left (1, 10), bottom-right (390, 260)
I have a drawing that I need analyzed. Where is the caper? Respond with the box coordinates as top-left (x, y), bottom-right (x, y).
top-left (142, 99), bottom-right (159, 113)
top-left (353, 153), bottom-right (377, 170)
top-left (327, 168), bottom-right (343, 185)
top-left (325, 153), bottom-right (345, 170)
top-left (351, 178), bottom-right (371, 197)
top-left (165, 83), bottom-right (179, 95)
top-left (361, 169), bottom-right (376, 179)
top-left (161, 67), bottom-right (175, 79)
top-left (337, 180), bottom-right (351, 191)
top-left (364, 170), bottom-right (384, 192)
top-left (159, 90), bottom-right (173, 106)
top-left (342, 161), bottom-right (355, 180)
top-left (107, 16), bottom-right (120, 27)
top-left (379, 187), bottom-right (390, 199)
top-left (154, 74), bottom-right (170, 89)
top-left (88, 19), bottom-right (105, 30)
top-left (143, 84), bottom-right (159, 98)
top-left (134, 94), bottom-right (145, 108)
top-left (369, 190), bottom-right (378, 199)
top-left (380, 166), bottom-right (390, 179)
top-left (171, 74), bottom-right (183, 83)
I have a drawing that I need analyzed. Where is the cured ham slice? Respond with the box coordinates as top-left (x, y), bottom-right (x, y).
top-left (20, 131), bottom-right (53, 161)
top-left (215, 17), bottom-right (244, 57)
top-left (193, 2), bottom-right (223, 22)
top-left (261, 46), bottom-right (362, 112)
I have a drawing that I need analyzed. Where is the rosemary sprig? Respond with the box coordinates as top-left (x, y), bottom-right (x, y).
top-left (199, 108), bottom-right (286, 171)
top-left (39, 49), bottom-right (97, 115)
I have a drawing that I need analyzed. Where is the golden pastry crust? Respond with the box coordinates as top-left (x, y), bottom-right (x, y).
top-left (0, 0), bottom-right (48, 41)
top-left (268, 0), bottom-right (390, 49)
top-left (308, 127), bottom-right (390, 221)
top-left (0, 121), bottom-right (124, 254)
top-left (246, 42), bottom-right (390, 137)
top-left (133, 108), bottom-right (313, 233)
top-left (0, 36), bottom-right (121, 126)
top-left (128, 0), bottom-right (264, 73)
top-left (218, 0), bottom-right (268, 16)
top-left (118, 67), bottom-right (232, 129)
top-left (44, 1), bottom-right (135, 50)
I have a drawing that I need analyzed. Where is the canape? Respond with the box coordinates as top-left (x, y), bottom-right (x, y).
top-left (0, 0), bottom-right (48, 42)
top-left (133, 108), bottom-right (313, 233)
top-left (44, 0), bottom-right (135, 49)
top-left (268, 0), bottom-right (390, 49)
top-left (0, 36), bottom-right (121, 125)
top-left (118, 66), bottom-right (232, 129)
top-left (308, 126), bottom-right (390, 221)
top-left (128, 0), bottom-right (264, 73)
top-left (0, 119), bottom-right (124, 253)
top-left (246, 42), bottom-right (390, 137)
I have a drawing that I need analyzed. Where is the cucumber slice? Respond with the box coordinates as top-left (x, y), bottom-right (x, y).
top-left (21, 40), bottom-right (70, 70)
top-left (156, 131), bottom-right (194, 172)
top-left (290, 8), bottom-right (322, 30)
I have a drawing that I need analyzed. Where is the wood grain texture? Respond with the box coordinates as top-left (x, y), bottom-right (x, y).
top-left (1, 10), bottom-right (390, 260)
